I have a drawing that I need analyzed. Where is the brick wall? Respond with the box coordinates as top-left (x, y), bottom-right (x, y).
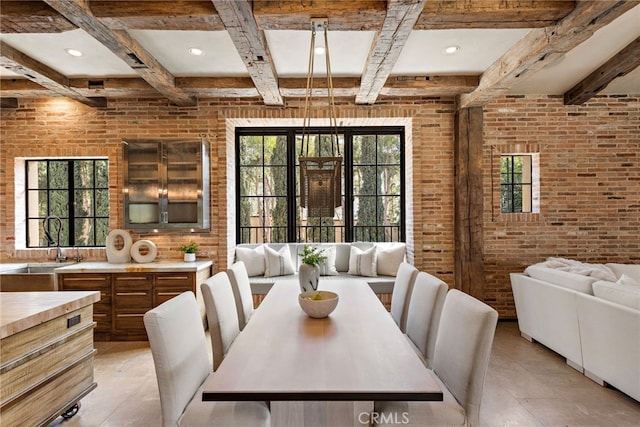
top-left (1, 94), bottom-right (637, 317)
top-left (483, 95), bottom-right (640, 317)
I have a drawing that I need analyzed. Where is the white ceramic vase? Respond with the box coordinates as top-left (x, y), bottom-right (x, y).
top-left (299, 263), bottom-right (320, 293)
top-left (184, 252), bottom-right (196, 262)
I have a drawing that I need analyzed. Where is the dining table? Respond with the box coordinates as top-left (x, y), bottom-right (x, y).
top-left (202, 278), bottom-right (443, 405)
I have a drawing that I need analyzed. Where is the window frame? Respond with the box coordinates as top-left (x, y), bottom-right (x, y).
top-left (500, 154), bottom-right (533, 214)
top-left (25, 158), bottom-right (109, 248)
top-left (235, 126), bottom-right (405, 243)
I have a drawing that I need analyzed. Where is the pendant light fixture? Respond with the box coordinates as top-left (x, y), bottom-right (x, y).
top-left (299, 18), bottom-right (343, 218)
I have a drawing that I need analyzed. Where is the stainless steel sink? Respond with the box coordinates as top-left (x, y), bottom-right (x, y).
top-left (0, 262), bottom-right (76, 291)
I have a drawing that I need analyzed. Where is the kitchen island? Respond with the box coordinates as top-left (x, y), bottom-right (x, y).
top-left (0, 291), bottom-right (100, 426)
top-left (55, 261), bottom-right (213, 340)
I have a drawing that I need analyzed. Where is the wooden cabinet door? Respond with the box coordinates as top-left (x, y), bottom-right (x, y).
top-left (58, 273), bottom-right (112, 333)
top-left (154, 272), bottom-right (195, 306)
top-left (113, 273), bottom-right (153, 334)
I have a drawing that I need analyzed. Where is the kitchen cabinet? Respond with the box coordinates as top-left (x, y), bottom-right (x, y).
top-left (57, 273), bottom-right (112, 336)
top-left (123, 138), bottom-right (210, 231)
top-left (57, 261), bottom-right (212, 341)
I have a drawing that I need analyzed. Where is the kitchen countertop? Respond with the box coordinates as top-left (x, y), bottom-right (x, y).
top-left (53, 260), bottom-right (213, 273)
top-left (0, 291), bottom-right (101, 339)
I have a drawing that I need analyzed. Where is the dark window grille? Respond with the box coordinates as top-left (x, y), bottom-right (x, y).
top-left (236, 127), bottom-right (405, 243)
top-left (500, 155), bottom-right (532, 213)
top-left (26, 159), bottom-right (109, 248)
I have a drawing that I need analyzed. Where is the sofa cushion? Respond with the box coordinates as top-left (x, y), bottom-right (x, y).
top-left (606, 263), bottom-right (640, 282)
top-left (525, 265), bottom-right (596, 294)
top-left (617, 274), bottom-right (639, 286)
top-left (235, 245), bottom-right (265, 277)
top-left (592, 280), bottom-right (640, 310)
top-left (376, 243), bottom-right (406, 277)
top-left (264, 244), bottom-right (295, 277)
top-left (347, 245), bottom-right (377, 277)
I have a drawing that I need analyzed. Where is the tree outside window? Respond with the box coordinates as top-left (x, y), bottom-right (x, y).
top-left (237, 127), bottom-right (404, 243)
top-left (500, 155), bottom-right (532, 213)
top-left (26, 159), bottom-right (109, 247)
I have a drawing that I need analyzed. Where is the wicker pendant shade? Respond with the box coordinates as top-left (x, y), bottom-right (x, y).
top-left (299, 19), bottom-right (342, 218)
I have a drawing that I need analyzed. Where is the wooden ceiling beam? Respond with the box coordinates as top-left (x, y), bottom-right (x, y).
top-left (0, 1), bottom-right (76, 33)
top-left (253, 0), bottom-right (386, 31)
top-left (564, 36), bottom-right (640, 105)
top-left (1, 0), bottom-right (579, 33)
top-left (0, 75), bottom-right (478, 99)
top-left (356, 0), bottom-right (427, 105)
top-left (211, 0), bottom-right (283, 106)
top-left (415, 1), bottom-right (575, 29)
top-left (89, 1), bottom-right (224, 31)
top-left (43, 0), bottom-right (196, 107)
top-left (0, 41), bottom-right (106, 108)
top-left (458, 0), bottom-right (639, 109)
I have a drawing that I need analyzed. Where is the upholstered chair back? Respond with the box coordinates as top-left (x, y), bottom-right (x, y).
top-left (405, 271), bottom-right (449, 367)
top-left (226, 261), bottom-right (255, 330)
top-left (432, 289), bottom-right (498, 426)
top-left (201, 272), bottom-right (241, 370)
top-left (144, 291), bottom-right (210, 427)
top-left (390, 262), bottom-right (419, 332)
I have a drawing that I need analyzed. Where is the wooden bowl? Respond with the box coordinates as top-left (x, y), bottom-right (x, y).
top-left (298, 290), bottom-right (339, 318)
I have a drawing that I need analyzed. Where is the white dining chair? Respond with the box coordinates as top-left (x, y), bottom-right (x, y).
top-left (404, 271), bottom-right (449, 368)
top-left (390, 262), bottom-right (419, 332)
top-left (375, 289), bottom-right (498, 427)
top-left (201, 272), bottom-right (241, 371)
top-left (144, 291), bottom-right (270, 427)
top-left (226, 261), bottom-right (255, 330)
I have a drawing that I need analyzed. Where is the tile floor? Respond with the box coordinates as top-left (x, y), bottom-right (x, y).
top-left (48, 321), bottom-right (640, 427)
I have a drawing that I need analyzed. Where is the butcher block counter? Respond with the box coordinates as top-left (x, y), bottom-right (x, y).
top-left (55, 261), bottom-right (213, 340)
top-left (0, 291), bottom-right (100, 426)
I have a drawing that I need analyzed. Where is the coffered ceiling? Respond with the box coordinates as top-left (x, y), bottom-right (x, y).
top-left (0, 0), bottom-right (638, 109)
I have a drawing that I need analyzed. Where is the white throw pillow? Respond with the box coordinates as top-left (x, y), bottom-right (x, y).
top-left (347, 245), bottom-right (377, 277)
top-left (264, 244), bottom-right (295, 277)
top-left (317, 246), bottom-right (339, 276)
top-left (617, 274), bottom-right (640, 286)
top-left (376, 244), bottom-right (406, 276)
top-left (235, 245), bottom-right (265, 277)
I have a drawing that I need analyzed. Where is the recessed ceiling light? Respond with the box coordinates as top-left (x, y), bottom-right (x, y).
top-left (65, 48), bottom-right (83, 57)
top-left (314, 46), bottom-right (326, 55)
top-left (442, 45), bottom-right (460, 55)
top-left (188, 48), bottom-right (204, 56)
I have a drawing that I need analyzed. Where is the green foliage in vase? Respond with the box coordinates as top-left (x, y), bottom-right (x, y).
top-left (178, 241), bottom-right (199, 253)
top-left (299, 245), bottom-right (327, 267)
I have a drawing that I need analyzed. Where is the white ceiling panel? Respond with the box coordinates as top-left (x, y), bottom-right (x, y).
top-left (128, 30), bottom-right (248, 76)
top-left (265, 30), bottom-right (376, 77)
top-left (391, 28), bottom-right (530, 75)
top-left (0, 29), bottom-right (136, 78)
top-left (511, 5), bottom-right (640, 95)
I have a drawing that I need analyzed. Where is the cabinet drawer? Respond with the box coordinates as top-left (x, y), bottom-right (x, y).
top-left (113, 274), bottom-right (153, 290)
top-left (59, 274), bottom-right (111, 303)
top-left (114, 312), bottom-right (146, 332)
top-left (92, 311), bottom-right (112, 332)
top-left (154, 272), bottom-right (194, 287)
top-left (114, 290), bottom-right (152, 310)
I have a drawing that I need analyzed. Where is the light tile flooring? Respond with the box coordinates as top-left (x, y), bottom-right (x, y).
top-left (49, 321), bottom-right (640, 427)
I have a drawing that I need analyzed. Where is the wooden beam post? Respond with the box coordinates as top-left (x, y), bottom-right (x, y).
top-left (454, 106), bottom-right (485, 299)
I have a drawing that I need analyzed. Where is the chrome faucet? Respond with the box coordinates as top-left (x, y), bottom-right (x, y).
top-left (43, 215), bottom-right (67, 263)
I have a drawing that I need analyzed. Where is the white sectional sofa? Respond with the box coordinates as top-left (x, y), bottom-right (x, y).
top-left (510, 258), bottom-right (640, 402)
top-left (232, 242), bottom-right (407, 295)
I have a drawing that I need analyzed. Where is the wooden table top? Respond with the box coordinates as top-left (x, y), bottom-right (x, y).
top-left (0, 291), bottom-right (101, 339)
top-left (202, 279), bottom-right (442, 402)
